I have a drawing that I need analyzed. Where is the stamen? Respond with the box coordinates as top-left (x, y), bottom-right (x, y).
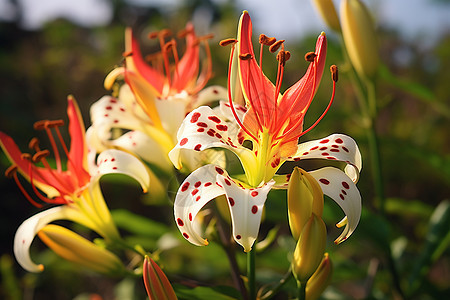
top-left (191, 38), bottom-right (214, 95)
top-left (46, 120), bottom-right (64, 128)
top-left (305, 52), bottom-right (317, 62)
top-left (21, 153), bottom-right (32, 161)
top-left (219, 39), bottom-right (238, 47)
top-left (32, 150), bottom-right (50, 163)
top-left (269, 40), bottom-right (284, 53)
top-left (177, 28), bottom-right (191, 38)
top-left (239, 53), bottom-right (253, 60)
top-left (259, 34), bottom-right (276, 46)
top-left (28, 137), bottom-right (40, 151)
top-left (33, 120), bottom-right (47, 130)
top-left (276, 50), bottom-right (290, 67)
top-left (148, 31), bottom-right (159, 39)
top-left (5, 165), bottom-right (42, 208)
top-left (42, 123), bottom-right (62, 172)
top-left (122, 50), bottom-right (133, 57)
top-left (330, 64), bottom-right (338, 82)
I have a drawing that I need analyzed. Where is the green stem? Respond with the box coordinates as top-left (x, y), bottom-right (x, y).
top-left (298, 281), bottom-right (306, 300)
top-left (260, 269), bottom-right (293, 300)
top-left (247, 249), bottom-right (256, 300)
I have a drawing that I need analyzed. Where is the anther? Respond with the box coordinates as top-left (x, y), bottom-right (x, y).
top-left (330, 65), bottom-right (338, 82)
top-left (160, 29), bottom-right (172, 39)
top-left (276, 50), bottom-right (291, 66)
top-left (177, 28), bottom-right (190, 38)
top-left (5, 165), bottom-right (18, 178)
top-left (163, 40), bottom-right (176, 52)
top-left (239, 53), bottom-right (253, 60)
top-left (122, 50), bottom-right (133, 57)
top-left (32, 150), bottom-right (50, 163)
top-left (145, 52), bottom-right (162, 62)
top-left (198, 33), bottom-right (214, 41)
top-left (21, 153), bottom-right (32, 161)
top-left (305, 52), bottom-right (317, 62)
top-left (28, 137), bottom-right (40, 151)
top-left (219, 38), bottom-right (238, 47)
top-left (269, 40), bottom-right (285, 53)
top-left (148, 31), bottom-right (159, 39)
top-left (33, 120), bottom-right (47, 130)
top-left (259, 34), bottom-right (276, 46)
top-left (46, 120), bottom-right (64, 128)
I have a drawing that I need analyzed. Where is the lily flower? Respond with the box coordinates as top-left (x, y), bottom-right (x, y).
top-left (88, 23), bottom-right (227, 172)
top-left (169, 11), bottom-right (362, 252)
top-left (0, 96), bottom-right (150, 272)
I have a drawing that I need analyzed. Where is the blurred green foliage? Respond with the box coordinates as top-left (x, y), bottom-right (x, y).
top-left (0, 0), bottom-right (449, 299)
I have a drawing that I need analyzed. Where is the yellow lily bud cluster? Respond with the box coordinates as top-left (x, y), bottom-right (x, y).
top-left (288, 167), bottom-right (332, 297)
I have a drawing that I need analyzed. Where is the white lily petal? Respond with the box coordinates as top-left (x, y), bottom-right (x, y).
top-left (118, 84), bottom-right (150, 121)
top-left (216, 100), bottom-right (247, 123)
top-left (174, 165), bottom-right (227, 246)
top-left (191, 86), bottom-right (228, 108)
top-left (309, 167), bottom-right (361, 244)
top-left (14, 206), bottom-right (98, 272)
top-left (154, 94), bottom-right (189, 138)
top-left (92, 149), bottom-right (150, 193)
top-left (216, 176), bottom-right (275, 252)
top-left (109, 130), bottom-right (172, 172)
top-left (292, 134), bottom-right (362, 182)
top-left (169, 106), bottom-right (252, 170)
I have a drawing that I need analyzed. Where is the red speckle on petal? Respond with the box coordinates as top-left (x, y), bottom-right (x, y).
top-left (177, 218), bottom-right (184, 226)
top-left (229, 197), bottom-right (235, 206)
top-left (330, 149), bottom-right (339, 152)
top-left (196, 196), bottom-right (201, 202)
top-left (236, 235), bottom-right (241, 239)
top-left (113, 119), bottom-right (119, 123)
top-left (319, 178), bottom-right (330, 185)
top-left (207, 129), bottom-right (215, 136)
top-left (327, 157), bottom-right (337, 160)
top-left (302, 152), bottom-right (309, 155)
top-left (335, 138), bottom-right (343, 144)
top-left (332, 144), bottom-right (339, 148)
top-left (190, 112), bottom-right (201, 123)
top-left (251, 191), bottom-right (258, 197)
top-left (181, 182), bottom-right (190, 192)
top-left (294, 157), bottom-right (301, 161)
top-left (339, 194), bottom-right (345, 200)
top-left (342, 146), bottom-right (349, 152)
top-left (208, 116), bottom-right (221, 123)
top-left (197, 122), bottom-right (207, 127)
top-left (120, 107), bottom-right (125, 112)
top-left (112, 167), bottom-right (118, 170)
top-left (321, 152), bottom-right (329, 156)
top-left (342, 181), bottom-right (350, 189)
top-left (224, 178), bottom-right (231, 186)
top-left (105, 106), bottom-right (112, 110)
top-left (251, 205), bottom-right (258, 214)
top-left (194, 144), bottom-right (202, 151)
top-left (319, 147), bottom-right (327, 151)
top-left (215, 133), bottom-right (222, 139)
top-left (310, 146), bottom-right (319, 151)
top-left (189, 213), bottom-right (193, 221)
top-left (104, 114), bottom-right (109, 117)
top-left (215, 167), bottom-right (224, 175)
top-left (197, 128), bottom-right (205, 132)
top-left (216, 124), bottom-right (228, 131)
top-left (194, 181), bottom-right (201, 188)
top-left (341, 189), bottom-right (347, 195)
top-left (110, 99), bottom-right (117, 103)
top-left (180, 138), bottom-right (188, 146)
top-left (191, 189), bottom-right (199, 196)
top-left (320, 139), bottom-right (329, 144)
top-left (183, 233), bottom-right (189, 239)
top-left (204, 182), bottom-right (212, 187)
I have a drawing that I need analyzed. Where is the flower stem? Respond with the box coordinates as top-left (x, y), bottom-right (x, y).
top-left (247, 249), bottom-right (256, 300)
top-left (298, 281), bottom-right (306, 300)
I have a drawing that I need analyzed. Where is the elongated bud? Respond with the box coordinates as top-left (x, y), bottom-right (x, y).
top-left (311, 0), bottom-right (341, 32)
top-left (340, 0), bottom-right (379, 79)
top-left (306, 253), bottom-right (333, 300)
top-left (37, 225), bottom-right (124, 275)
top-left (143, 256), bottom-right (178, 300)
top-left (292, 214), bottom-right (327, 284)
top-left (288, 167), bottom-right (324, 240)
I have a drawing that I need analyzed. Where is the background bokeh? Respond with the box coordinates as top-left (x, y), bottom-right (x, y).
top-left (0, 0), bottom-right (449, 299)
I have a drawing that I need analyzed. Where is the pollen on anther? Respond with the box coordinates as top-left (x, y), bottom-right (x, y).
top-left (305, 51), bottom-right (317, 62)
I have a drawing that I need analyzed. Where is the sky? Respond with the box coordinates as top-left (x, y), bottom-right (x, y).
top-left (0, 0), bottom-right (449, 46)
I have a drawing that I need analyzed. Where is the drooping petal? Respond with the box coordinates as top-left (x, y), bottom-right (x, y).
top-left (309, 167), bottom-right (361, 244)
top-left (190, 86), bottom-right (228, 110)
top-left (291, 134), bottom-right (362, 182)
top-left (174, 165), bottom-right (227, 247)
top-left (217, 176), bottom-right (275, 252)
top-left (91, 149), bottom-right (150, 193)
top-left (169, 106), bottom-right (254, 172)
top-left (14, 206), bottom-right (100, 272)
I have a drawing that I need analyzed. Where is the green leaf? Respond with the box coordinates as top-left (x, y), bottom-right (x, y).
top-left (408, 200), bottom-right (450, 294)
top-left (173, 284), bottom-right (241, 300)
top-left (111, 209), bottom-right (170, 239)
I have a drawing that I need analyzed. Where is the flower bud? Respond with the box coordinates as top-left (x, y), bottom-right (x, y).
top-left (143, 256), bottom-right (177, 300)
top-left (311, 0), bottom-right (341, 32)
top-left (306, 253), bottom-right (333, 300)
top-left (37, 225), bottom-right (124, 275)
top-left (340, 0), bottom-right (379, 79)
top-left (288, 167), bottom-right (324, 240)
top-left (292, 214), bottom-right (327, 284)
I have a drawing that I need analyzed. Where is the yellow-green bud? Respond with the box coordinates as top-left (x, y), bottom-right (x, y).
top-left (288, 167), bottom-right (324, 240)
top-left (340, 0), bottom-right (379, 79)
top-left (143, 256), bottom-right (178, 300)
top-left (311, 0), bottom-right (341, 32)
top-left (38, 225), bottom-right (124, 275)
top-left (292, 214), bottom-right (327, 284)
top-left (306, 253), bottom-right (333, 300)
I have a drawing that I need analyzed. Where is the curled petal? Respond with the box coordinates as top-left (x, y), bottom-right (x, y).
top-left (174, 165), bottom-right (227, 246)
top-left (191, 86), bottom-right (228, 109)
top-left (169, 106), bottom-right (254, 171)
top-left (309, 167), bottom-right (361, 244)
top-left (14, 206), bottom-right (98, 272)
top-left (217, 176), bottom-right (275, 252)
top-left (292, 134), bottom-right (362, 182)
top-left (92, 149), bottom-right (150, 193)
